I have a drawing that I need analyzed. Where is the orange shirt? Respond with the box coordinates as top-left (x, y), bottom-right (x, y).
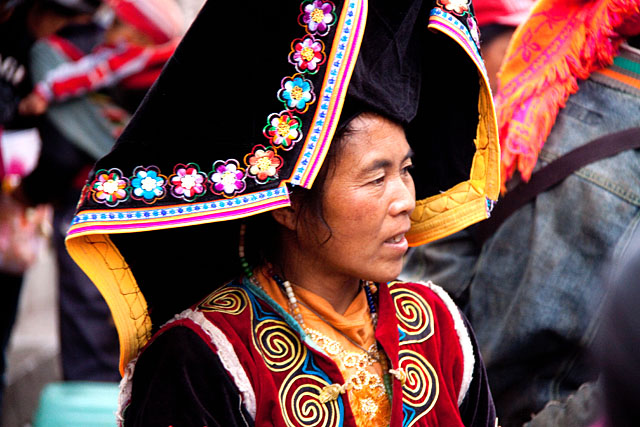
top-left (257, 268), bottom-right (391, 426)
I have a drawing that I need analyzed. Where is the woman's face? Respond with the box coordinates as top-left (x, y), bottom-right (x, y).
top-left (298, 114), bottom-right (415, 284)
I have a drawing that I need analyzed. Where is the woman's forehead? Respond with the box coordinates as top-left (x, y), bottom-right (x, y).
top-left (338, 116), bottom-right (411, 170)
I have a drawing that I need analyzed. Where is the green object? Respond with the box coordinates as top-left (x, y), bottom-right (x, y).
top-left (33, 381), bottom-right (119, 427)
top-left (613, 55), bottom-right (640, 75)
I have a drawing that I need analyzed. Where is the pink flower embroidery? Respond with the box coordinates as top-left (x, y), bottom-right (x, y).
top-left (91, 168), bottom-right (129, 207)
top-left (245, 146), bottom-right (283, 184)
top-left (289, 35), bottom-right (326, 73)
top-left (507, 28), bottom-right (541, 63)
top-left (299, 0), bottom-right (336, 36)
top-left (170, 163), bottom-right (207, 201)
top-left (210, 159), bottom-right (246, 197)
top-left (263, 111), bottom-right (303, 150)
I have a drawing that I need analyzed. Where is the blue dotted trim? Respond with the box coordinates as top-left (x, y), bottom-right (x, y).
top-left (71, 186), bottom-right (289, 226)
top-left (430, 7), bottom-right (486, 76)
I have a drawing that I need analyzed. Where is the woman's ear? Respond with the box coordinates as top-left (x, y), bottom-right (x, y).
top-left (271, 205), bottom-right (298, 231)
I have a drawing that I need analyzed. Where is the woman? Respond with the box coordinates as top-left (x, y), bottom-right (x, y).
top-left (66, 0), bottom-right (500, 425)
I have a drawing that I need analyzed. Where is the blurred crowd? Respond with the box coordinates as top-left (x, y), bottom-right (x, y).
top-left (0, 0), bottom-right (199, 423)
top-left (1, 0), bottom-right (639, 425)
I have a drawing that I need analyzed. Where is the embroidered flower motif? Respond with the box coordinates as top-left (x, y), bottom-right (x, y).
top-left (210, 159), bottom-right (246, 197)
top-left (90, 168), bottom-right (129, 207)
top-left (467, 16), bottom-right (480, 47)
top-left (438, 0), bottom-right (470, 15)
top-left (130, 166), bottom-right (166, 203)
top-left (299, 0), bottom-right (336, 36)
top-left (289, 35), bottom-right (326, 74)
top-left (245, 146), bottom-right (283, 184)
top-left (169, 163), bottom-right (207, 201)
top-left (278, 75), bottom-right (315, 113)
top-left (263, 111), bottom-right (303, 150)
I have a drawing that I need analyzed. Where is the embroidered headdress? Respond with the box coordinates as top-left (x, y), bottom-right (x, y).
top-left (66, 0), bottom-right (500, 372)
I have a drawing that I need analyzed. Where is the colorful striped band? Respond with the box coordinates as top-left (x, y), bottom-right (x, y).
top-left (591, 43), bottom-right (640, 97)
top-left (291, 0), bottom-right (367, 188)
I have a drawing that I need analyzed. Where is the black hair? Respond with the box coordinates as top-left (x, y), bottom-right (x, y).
top-left (243, 117), bottom-right (357, 270)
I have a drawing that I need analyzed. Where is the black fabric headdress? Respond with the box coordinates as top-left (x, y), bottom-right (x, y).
top-left (66, 0), bottom-right (499, 372)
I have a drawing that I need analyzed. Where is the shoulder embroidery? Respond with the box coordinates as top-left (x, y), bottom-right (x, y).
top-left (199, 286), bottom-right (249, 315)
top-left (255, 318), bottom-right (307, 372)
top-left (389, 285), bottom-right (435, 344)
top-left (280, 356), bottom-right (345, 427)
top-left (389, 280), bottom-right (475, 406)
top-left (389, 281), bottom-right (439, 426)
top-left (397, 348), bottom-right (439, 427)
top-left (244, 288), bottom-right (345, 426)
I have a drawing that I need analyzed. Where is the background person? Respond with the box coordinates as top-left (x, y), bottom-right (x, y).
top-left (19, 0), bottom-right (183, 116)
top-left (402, 0), bottom-right (640, 425)
top-left (15, 0), bottom-right (184, 382)
top-left (0, 0), bottom-right (100, 415)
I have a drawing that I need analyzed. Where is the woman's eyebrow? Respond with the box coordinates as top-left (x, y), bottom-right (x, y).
top-left (359, 149), bottom-right (415, 176)
top-left (405, 149), bottom-right (415, 161)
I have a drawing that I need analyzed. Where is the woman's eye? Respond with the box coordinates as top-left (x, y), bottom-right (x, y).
top-left (371, 175), bottom-right (385, 185)
top-left (401, 163), bottom-right (414, 175)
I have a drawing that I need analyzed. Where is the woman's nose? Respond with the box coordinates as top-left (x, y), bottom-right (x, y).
top-left (389, 176), bottom-right (416, 216)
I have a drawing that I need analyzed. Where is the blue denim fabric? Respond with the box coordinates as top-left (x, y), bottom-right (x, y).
top-left (402, 72), bottom-right (640, 426)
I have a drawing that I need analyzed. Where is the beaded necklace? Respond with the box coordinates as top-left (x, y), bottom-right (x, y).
top-left (273, 273), bottom-right (394, 406)
top-left (273, 274), bottom-right (378, 358)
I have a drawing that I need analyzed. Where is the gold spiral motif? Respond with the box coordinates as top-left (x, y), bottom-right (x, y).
top-left (198, 287), bottom-right (248, 314)
top-left (390, 287), bottom-right (434, 344)
top-left (281, 374), bottom-right (341, 427)
top-left (256, 320), bottom-right (305, 372)
top-left (399, 349), bottom-right (438, 426)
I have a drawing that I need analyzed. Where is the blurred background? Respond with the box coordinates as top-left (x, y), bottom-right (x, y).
top-left (1, 1), bottom-right (205, 425)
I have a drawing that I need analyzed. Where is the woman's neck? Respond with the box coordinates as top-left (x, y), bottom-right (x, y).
top-left (287, 271), bottom-right (361, 315)
top-left (272, 242), bottom-right (361, 315)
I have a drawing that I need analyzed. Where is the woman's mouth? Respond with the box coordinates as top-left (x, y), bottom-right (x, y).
top-left (385, 234), bottom-right (406, 244)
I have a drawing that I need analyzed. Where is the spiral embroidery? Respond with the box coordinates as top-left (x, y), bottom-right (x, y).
top-left (281, 373), bottom-right (342, 427)
top-left (398, 349), bottom-right (439, 427)
top-left (390, 286), bottom-right (434, 344)
top-left (256, 319), bottom-right (306, 372)
top-left (198, 287), bottom-right (248, 315)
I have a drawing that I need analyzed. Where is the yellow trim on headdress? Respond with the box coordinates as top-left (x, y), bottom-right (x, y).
top-left (407, 11), bottom-right (500, 246)
top-left (66, 234), bottom-right (149, 373)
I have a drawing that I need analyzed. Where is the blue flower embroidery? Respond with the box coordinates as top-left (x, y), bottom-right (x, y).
top-left (131, 167), bottom-right (166, 203)
top-left (278, 76), bottom-right (315, 113)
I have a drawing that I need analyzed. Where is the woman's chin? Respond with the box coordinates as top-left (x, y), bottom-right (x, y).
top-left (361, 265), bottom-right (403, 284)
